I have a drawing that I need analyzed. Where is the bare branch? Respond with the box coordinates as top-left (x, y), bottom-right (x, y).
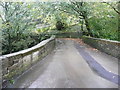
top-left (0, 14), bottom-right (5, 22)
top-left (0, 2), bottom-right (5, 8)
top-left (105, 2), bottom-right (120, 15)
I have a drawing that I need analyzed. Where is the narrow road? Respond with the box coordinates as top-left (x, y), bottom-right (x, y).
top-left (8, 39), bottom-right (119, 88)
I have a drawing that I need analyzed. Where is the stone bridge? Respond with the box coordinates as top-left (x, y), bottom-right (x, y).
top-left (0, 35), bottom-right (120, 88)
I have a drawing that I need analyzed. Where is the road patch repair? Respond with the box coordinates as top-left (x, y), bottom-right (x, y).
top-left (75, 41), bottom-right (120, 85)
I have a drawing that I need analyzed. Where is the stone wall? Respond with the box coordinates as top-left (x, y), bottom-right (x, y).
top-left (82, 36), bottom-right (120, 59)
top-left (54, 32), bottom-right (82, 38)
top-left (0, 36), bottom-right (55, 88)
top-left (43, 32), bottom-right (82, 38)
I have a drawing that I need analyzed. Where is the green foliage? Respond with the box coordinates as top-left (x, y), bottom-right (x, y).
top-left (57, 2), bottom-right (119, 41)
top-left (0, 2), bottom-right (50, 55)
top-left (9, 79), bottom-right (15, 84)
top-left (89, 2), bottom-right (119, 41)
top-left (0, 2), bottom-right (119, 55)
top-left (56, 20), bottom-right (67, 30)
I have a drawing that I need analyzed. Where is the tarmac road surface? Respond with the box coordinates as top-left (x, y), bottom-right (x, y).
top-left (7, 39), bottom-right (119, 88)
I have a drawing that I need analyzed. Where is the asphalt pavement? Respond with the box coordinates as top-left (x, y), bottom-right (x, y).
top-left (7, 39), bottom-right (119, 88)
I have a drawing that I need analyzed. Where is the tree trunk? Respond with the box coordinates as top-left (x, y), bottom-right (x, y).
top-left (81, 19), bottom-right (84, 31)
top-left (83, 15), bottom-right (93, 37)
top-left (8, 28), bottom-right (12, 54)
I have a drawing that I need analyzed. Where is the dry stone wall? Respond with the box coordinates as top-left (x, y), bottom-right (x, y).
top-left (0, 36), bottom-right (55, 88)
top-left (82, 36), bottom-right (120, 59)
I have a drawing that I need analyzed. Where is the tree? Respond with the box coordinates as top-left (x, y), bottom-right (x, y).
top-left (88, 2), bottom-right (119, 40)
top-left (58, 1), bottom-right (93, 36)
top-left (104, 2), bottom-right (120, 15)
top-left (36, 2), bottom-right (69, 30)
top-left (0, 2), bottom-right (36, 54)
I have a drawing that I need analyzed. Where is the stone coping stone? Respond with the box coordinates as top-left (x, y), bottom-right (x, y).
top-left (0, 35), bottom-right (55, 59)
top-left (83, 36), bottom-right (120, 44)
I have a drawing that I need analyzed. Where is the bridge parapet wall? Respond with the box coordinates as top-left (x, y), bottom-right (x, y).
top-left (43, 31), bottom-right (82, 38)
top-left (0, 36), bottom-right (55, 88)
top-left (82, 36), bottom-right (120, 59)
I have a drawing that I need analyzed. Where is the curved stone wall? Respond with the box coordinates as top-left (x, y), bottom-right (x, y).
top-left (82, 36), bottom-right (120, 59)
top-left (0, 36), bottom-right (55, 88)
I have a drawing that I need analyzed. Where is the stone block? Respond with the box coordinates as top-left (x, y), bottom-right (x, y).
top-left (2, 58), bottom-right (8, 69)
top-left (23, 55), bottom-right (31, 65)
top-left (8, 63), bottom-right (19, 72)
top-left (2, 68), bottom-right (8, 76)
top-left (32, 51), bottom-right (39, 62)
